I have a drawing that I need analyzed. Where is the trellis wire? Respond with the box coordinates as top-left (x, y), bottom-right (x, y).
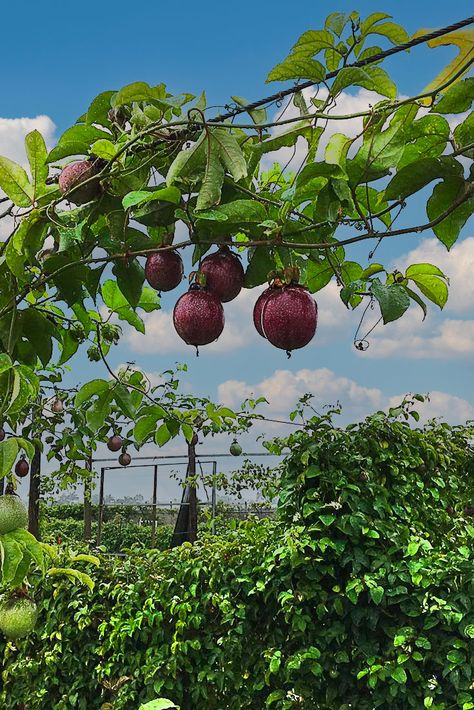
top-left (212, 15), bottom-right (474, 123)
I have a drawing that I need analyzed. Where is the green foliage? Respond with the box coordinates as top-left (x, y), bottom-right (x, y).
top-left (2, 406), bottom-right (474, 708)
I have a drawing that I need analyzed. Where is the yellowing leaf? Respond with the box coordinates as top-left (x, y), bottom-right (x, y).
top-left (414, 28), bottom-right (474, 105)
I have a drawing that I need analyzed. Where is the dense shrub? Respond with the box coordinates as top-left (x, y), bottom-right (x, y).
top-left (2, 410), bottom-right (474, 709)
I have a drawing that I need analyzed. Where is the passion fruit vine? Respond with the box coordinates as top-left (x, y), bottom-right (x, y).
top-left (173, 284), bottom-right (224, 354)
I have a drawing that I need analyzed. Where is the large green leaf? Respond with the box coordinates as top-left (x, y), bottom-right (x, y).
top-left (291, 29), bottom-right (334, 56)
top-left (196, 135), bottom-right (225, 211)
top-left (0, 438), bottom-right (19, 478)
top-left (331, 66), bottom-right (396, 98)
top-left (47, 125), bottom-right (111, 162)
top-left (371, 278), bottom-right (410, 323)
top-left (0, 537), bottom-right (24, 584)
top-left (454, 111), bottom-right (474, 150)
top-left (266, 56), bottom-right (325, 83)
top-left (244, 248), bottom-right (275, 288)
top-left (0, 156), bottom-right (33, 207)
top-left (433, 77), bottom-right (474, 114)
top-left (25, 130), bottom-right (48, 196)
top-left (122, 186), bottom-right (181, 210)
top-left (427, 178), bottom-right (474, 249)
top-left (406, 273), bottom-right (448, 309)
top-left (166, 132), bottom-right (206, 185)
top-left (75, 379), bottom-right (109, 407)
top-left (112, 259), bottom-right (145, 308)
top-left (211, 129), bottom-right (247, 183)
top-left (385, 157), bottom-right (463, 201)
top-left (113, 384), bottom-right (137, 419)
top-left (86, 389), bottom-right (114, 432)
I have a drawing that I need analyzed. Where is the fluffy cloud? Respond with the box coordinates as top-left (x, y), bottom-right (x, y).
top-left (218, 367), bottom-right (474, 426)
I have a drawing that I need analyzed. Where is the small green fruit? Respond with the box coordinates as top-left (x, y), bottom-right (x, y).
top-left (230, 440), bottom-right (242, 457)
top-left (0, 496), bottom-right (28, 535)
top-left (0, 596), bottom-right (37, 639)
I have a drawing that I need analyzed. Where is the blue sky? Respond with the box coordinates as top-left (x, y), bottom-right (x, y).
top-left (1, 2), bottom-right (474, 499)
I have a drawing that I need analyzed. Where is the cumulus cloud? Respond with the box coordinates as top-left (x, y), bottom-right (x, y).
top-left (218, 367), bottom-right (474, 427)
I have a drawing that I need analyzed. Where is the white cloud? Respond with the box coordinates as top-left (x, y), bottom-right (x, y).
top-left (218, 367), bottom-right (474, 426)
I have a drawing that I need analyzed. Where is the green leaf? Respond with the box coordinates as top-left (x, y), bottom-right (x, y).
top-left (291, 29), bottom-right (334, 56)
top-left (6, 528), bottom-right (45, 573)
top-left (325, 133), bottom-right (353, 168)
top-left (122, 186), bottom-right (181, 210)
top-left (90, 139), bottom-right (116, 160)
top-left (25, 130), bottom-right (48, 196)
top-left (266, 56), bottom-right (325, 83)
top-left (454, 111), bottom-right (474, 150)
top-left (139, 700), bottom-right (178, 710)
top-left (0, 537), bottom-right (24, 584)
top-left (134, 413), bottom-right (163, 446)
top-left (244, 248), bottom-right (275, 288)
top-left (433, 77), bottom-right (474, 114)
top-left (155, 423), bottom-right (172, 446)
top-left (0, 156), bottom-right (33, 207)
top-left (325, 11), bottom-right (356, 36)
top-left (407, 274), bottom-right (448, 308)
top-left (364, 21), bottom-right (409, 45)
top-left (330, 66), bottom-right (395, 97)
top-left (0, 438), bottom-right (19, 478)
top-left (166, 132), bottom-right (206, 185)
top-left (20, 309), bottom-right (57, 368)
top-left (405, 286), bottom-right (427, 320)
top-left (196, 135), bottom-right (225, 211)
top-left (230, 96), bottom-right (267, 124)
top-left (360, 12), bottom-right (392, 36)
top-left (75, 379), bottom-right (109, 407)
top-left (427, 178), bottom-right (474, 249)
top-left (86, 389), bottom-right (114, 432)
top-left (47, 567), bottom-right (94, 590)
top-left (391, 667), bottom-right (407, 684)
top-left (0, 354), bottom-right (12, 375)
top-left (112, 259), bottom-right (145, 308)
top-left (113, 384), bottom-right (137, 419)
top-left (84, 90), bottom-right (116, 125)
top-left (385, 157), bottom-right (463, 201)
top-left (47, 125), bottom-right (111, 162)
top-left (211, 128), bottom-right (247, 182)
top-left (369, 586), bottom-right (385, 605)
top-left (371, 279), bottom-right (410, 323)
top-left (405, 263), bottom-right (446, 278)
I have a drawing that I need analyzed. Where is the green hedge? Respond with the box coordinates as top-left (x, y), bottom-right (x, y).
top-left (40, 516), bottom-right (173, 553)
top-left (2, 411), bottom-right (474, 709)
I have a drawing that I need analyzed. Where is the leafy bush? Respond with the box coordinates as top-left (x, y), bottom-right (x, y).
top-left (2, 410), bottom-right (474, 708)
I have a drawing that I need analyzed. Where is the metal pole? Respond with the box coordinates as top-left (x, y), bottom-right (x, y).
top-left (187, 440), bottom-right (198, 543)
top-left (151, 464), bottom-right (158, 547)
top-left (211, 460), bottom-right (217, 535)
top-left (97, 467), bottom-right (105, 546)
top-left (84, 454), bottom-right (93, 542)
